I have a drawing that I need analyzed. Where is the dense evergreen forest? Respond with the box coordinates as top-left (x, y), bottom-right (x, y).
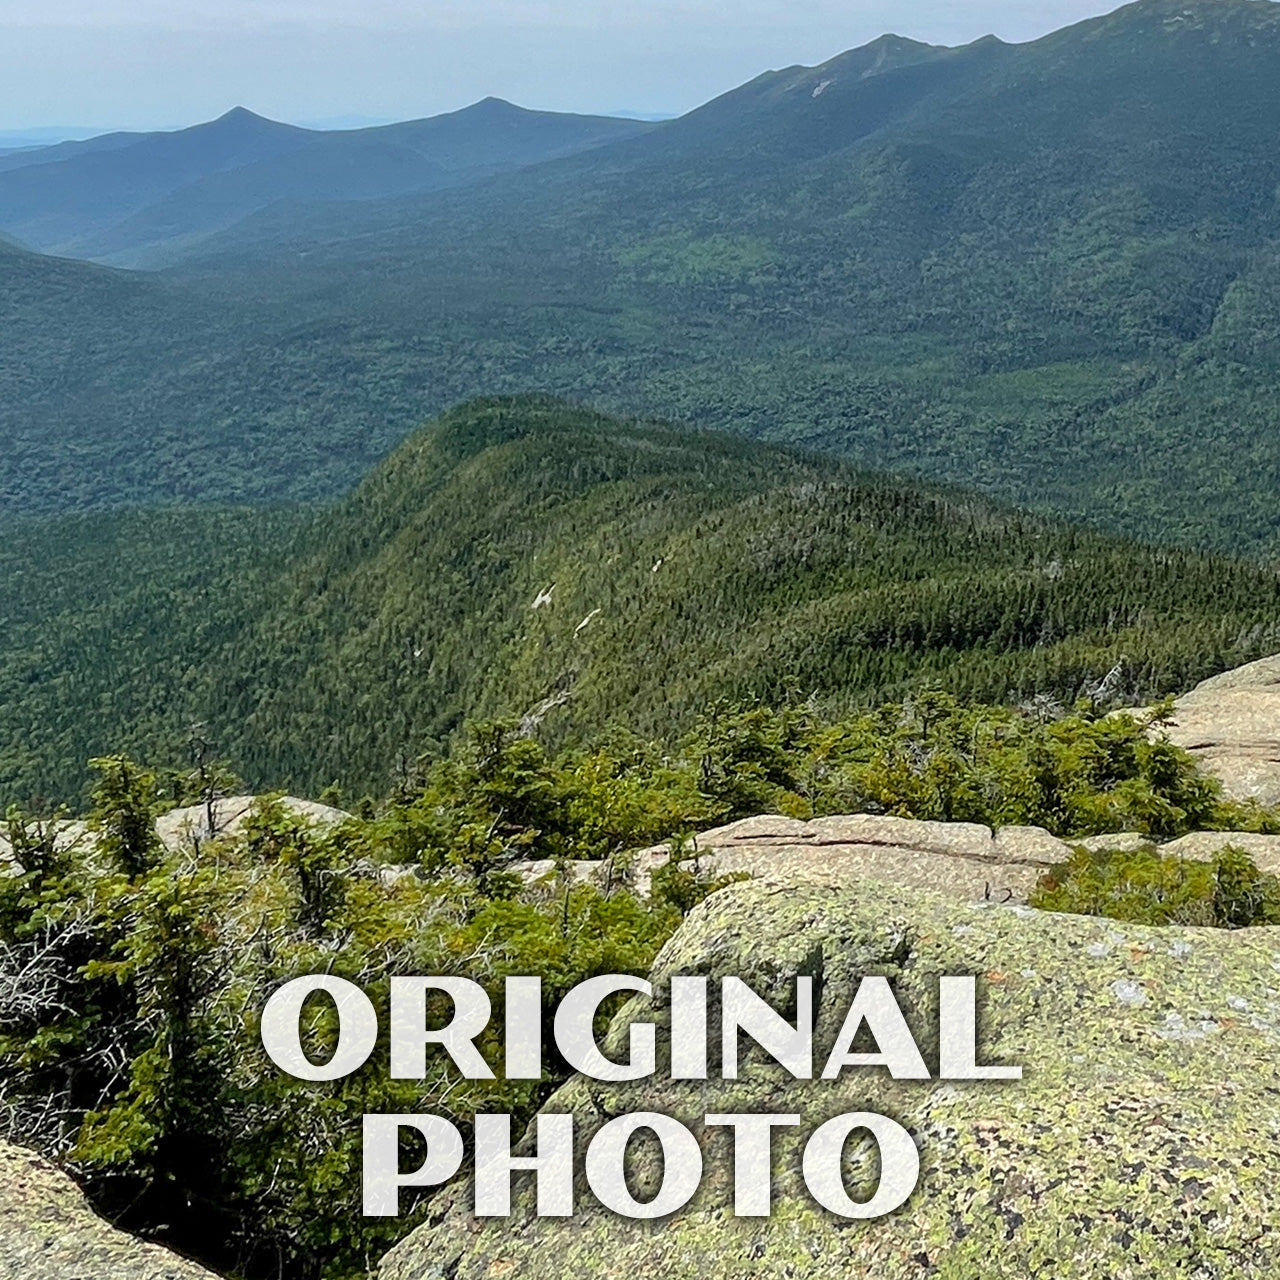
top-left (4, 396), bottom-right (1280, 807)
top-left (6, 1), bottom-right (1280, 556)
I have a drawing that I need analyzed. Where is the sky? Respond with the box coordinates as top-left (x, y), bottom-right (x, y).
top-left (0, 0), bottom-right (1131, 132)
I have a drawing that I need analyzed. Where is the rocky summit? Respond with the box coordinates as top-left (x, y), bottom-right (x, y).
top-left (10, 655), bottom-right (1280, 1279)
top-left (526, 813), bottom-right (1280, 904)
top-left (382, 877), bottom-right (1280, 1280)
top-left (1161, 654), bottom-right (1280, 808)
top-left (0, 1143), bottom-right (218, 1280)
top-left (154, 794), bottom-right (351, 850)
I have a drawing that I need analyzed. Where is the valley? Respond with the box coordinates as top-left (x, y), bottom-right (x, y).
top-left (5, 0), bottom-right (1280, 552)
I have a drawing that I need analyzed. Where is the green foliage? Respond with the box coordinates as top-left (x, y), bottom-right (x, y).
top-left (367, 718), bottom-right (714, 882)
top-left (3, 683), bottom-right (1278, 1277)
top-left (670, 692), bottom-right (1265, 839)
top-left (87, 755), bottom-right (164, 877)
top-left (1208, 842), bottom-right (1280, 928)
top-left (651, 835), bottom-right (750, 917)
top-left (0, 756), bottom-right (708, 1280)
top-left (1030, 844), bottom-right (1280, 928)
top-left (5, 398), bottom-right (1280, 807)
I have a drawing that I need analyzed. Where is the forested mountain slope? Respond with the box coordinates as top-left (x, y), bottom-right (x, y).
top-left (0, 100), bottom-right (650, 264)
top-left (5, 397), bottom-right (1280, 805)
top-left (5, 0), bottom-right (1280, 553)
top-left (170, 0), bottom-right (1280, 552)
top-left (0, 239), bottom-right (408, 509)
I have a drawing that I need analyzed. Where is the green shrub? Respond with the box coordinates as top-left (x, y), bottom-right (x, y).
top-left (650, 835), bottom-right (750, 917)
top-left (0, 768), bottom-right (722, 1280)
top-left (7, 688), bottom-right (1280, 1279)
top-left (1030, 845), bottom-right (1280, 928)
top-left (677, 692), bottom-right (1269, 840)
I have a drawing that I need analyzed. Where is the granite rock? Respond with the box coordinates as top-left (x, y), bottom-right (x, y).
top-left (382, 877), bottom-right (1280, 1280)
top-left (0, 1143), bottom-right (219, 1280)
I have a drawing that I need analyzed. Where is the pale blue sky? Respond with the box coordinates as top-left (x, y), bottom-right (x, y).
top-left (0, 0), bottom-right (1132, 131)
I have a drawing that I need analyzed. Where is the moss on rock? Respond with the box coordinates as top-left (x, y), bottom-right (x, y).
top-left (0, 1143), bottom-right (220, 1280)
top-left (382, 877), bottom-right (1280, 1280)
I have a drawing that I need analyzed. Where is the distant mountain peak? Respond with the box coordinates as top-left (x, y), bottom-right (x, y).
top-left (808, 31), bottom-right (958, 83)
top-left (863, 33), bottom-right (941, 52)
top-left (205, 106), bottom-right (296, 133)
top-left (1122, 0), bottom-right (1272, 11)
top-left (469, 96), bottom-right (524, 113)
top-left (1023, 0), bottom-right (1280, 55)
top-left (419, 97), bottom-right (533, 125)
top-left (1081, 0), bottom-right (1280, 32)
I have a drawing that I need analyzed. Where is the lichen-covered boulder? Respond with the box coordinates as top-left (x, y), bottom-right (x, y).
top-left (0, 1143), bottom-right (219, 1279)
top-left (382, 878), bottom-right (1280, 1280)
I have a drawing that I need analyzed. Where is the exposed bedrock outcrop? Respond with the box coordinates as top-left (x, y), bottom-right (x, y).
top-left (381, 877), bottom-right (1280, 1280)
top-left (0, 795), bottom-right (350, 875)
top-left (1160, 654), bottom-right (1280, 807)
top-left (0, 1143), bottom-right (219, 1280)
top-left (154, 794), bottom-right (351, 849)
top-left (517, 812), bottom-right (1280, 904)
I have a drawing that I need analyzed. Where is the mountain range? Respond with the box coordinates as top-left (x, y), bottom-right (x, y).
top-left (0, 100), bottom-right (650, 264)
top-left (14, 11), bottom-right (1280, 1278)
top-left (5, 0), bottom-right (1280, 558)
top-left (8, 0), bottom-right (1280, 805)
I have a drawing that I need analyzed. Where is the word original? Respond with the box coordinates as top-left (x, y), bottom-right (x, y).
top-left (260, 972), bottom-right (1022, 1219)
